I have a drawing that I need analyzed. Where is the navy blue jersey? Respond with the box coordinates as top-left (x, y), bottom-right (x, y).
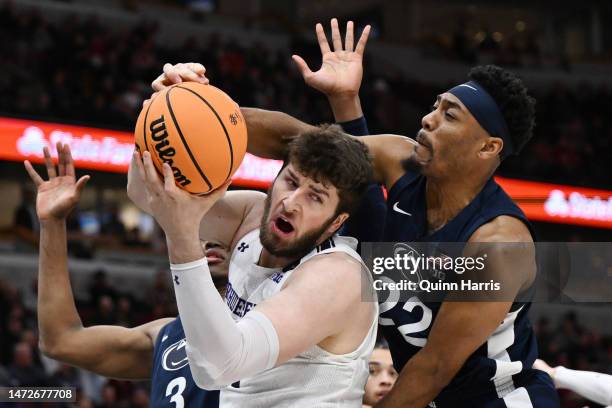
top-left (380, 171), bottom-right (558, 407)
top-left (151, 317), bottom-right (219, 407)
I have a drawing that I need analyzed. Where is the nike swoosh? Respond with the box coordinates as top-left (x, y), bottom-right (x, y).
top-left (170, 357), bottom-right (188, 367)
top-left (393, 202), bottom-right (412, 216)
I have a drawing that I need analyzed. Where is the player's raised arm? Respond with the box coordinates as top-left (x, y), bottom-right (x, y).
top-left (25, 143), bottom-right (171, 380)
top-left (239, 107), bottom-right (316, 159)
top-left (293, 18), bottom-right (370, 123)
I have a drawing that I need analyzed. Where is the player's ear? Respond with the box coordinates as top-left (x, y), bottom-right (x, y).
top-left (327, 212), bottom-right (349, 235)
top-left (479, 136), bottom-right (503, 160)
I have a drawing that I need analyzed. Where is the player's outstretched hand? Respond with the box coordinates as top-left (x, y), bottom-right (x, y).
top-left (24, 143), bottom-right (90, 222)
top-left (293, 18), bottom-right (371, 99)
top-left (133, 150), bottom-right (229, 238)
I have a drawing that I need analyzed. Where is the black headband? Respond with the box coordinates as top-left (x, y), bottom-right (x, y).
top-left (448, 81), bottom-right (514, 160)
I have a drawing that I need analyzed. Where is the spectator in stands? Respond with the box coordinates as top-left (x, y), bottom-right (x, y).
top-left (91, 295), bottom-right (116, 326)
top-left (88, 269), bottom-right (117, 305)
top-left (13, 184), bottom-right (39, 248)
top-left (98, 200), bottom-right (127, 245)
top-left (8, 342), bottom-right (49, 386)
top-left (99, 383), bottom-right (118, 408)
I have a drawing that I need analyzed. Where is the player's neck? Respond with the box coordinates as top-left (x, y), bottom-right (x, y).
top-left (425, 174), bottom-right (489, 233)
top-left (258, 248), bottom-right (297, 269)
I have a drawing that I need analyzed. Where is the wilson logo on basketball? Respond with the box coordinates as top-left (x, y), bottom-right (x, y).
top-left (149, 115), bottom-right (191, 187)
top-left (134, 82), bottom-right (247, 194)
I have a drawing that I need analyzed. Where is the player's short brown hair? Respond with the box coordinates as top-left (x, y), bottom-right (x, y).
top-left (285, 125), bottom-right (373, 215)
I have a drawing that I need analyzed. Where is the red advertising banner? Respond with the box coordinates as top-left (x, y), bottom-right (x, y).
top-left (494, 177), bottom-right (612, 229)
top-left (1, 117), bottom-right (610, 229)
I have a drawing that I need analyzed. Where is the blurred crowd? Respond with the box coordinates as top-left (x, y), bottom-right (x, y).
top-left (0, 3), bottom-right (610, 190)
top-left (0, 270), bottom-right (177, 407)
top-left (535, 312), bottom-right (612, 408)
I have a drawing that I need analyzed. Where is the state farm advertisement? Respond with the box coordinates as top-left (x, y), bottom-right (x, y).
top-left (0, 116), bottom-right (283, 188)
top-left (1, 117), bottom-right (610, 229)
top-left (4, 117), bottom-right (134, 173)
top-left (495, 177), bottom-right (612, 229)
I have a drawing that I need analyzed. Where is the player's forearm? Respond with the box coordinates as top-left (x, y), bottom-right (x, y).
top-left (358, 134), bottom-right (416, 188)
top-left (555, 366), bottom-right (612, 405)
top-left (328, 94), bottom-right (363, 123)
top-left (241, 108), bottom-right (317, 159)
top-left (376, 351), bottom-right (450, 408)
top-left (170, 255), bottom-right (278, 389)
top-left (37, 219), bottom-right (84, 355)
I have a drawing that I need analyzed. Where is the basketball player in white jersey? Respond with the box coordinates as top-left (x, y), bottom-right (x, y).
top-left (128, 125), bottom-right (379, 407)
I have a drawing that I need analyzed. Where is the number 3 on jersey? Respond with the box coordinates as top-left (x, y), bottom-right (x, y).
top-left (379, 294), bottom-right (433, 347)
top-left (166, 377), bottom-right (186, 408)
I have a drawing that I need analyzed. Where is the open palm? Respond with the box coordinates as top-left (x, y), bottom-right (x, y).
top-left (293, 19), bottom-right (371, 97)
top-left (24, 143), bottom-right (90, 222)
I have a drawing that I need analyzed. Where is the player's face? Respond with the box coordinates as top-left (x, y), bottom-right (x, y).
top-left (363, 348), bottom-right (397, 405)
top-left (402, 93), bottom-right (489, 178)
top-left (200, 239), bottom-right (229, 278)
top-left (259, 164), bottom-right (347, 258)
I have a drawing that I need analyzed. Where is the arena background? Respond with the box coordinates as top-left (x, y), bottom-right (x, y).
top-left (0, 0), bottom-right (610, 406)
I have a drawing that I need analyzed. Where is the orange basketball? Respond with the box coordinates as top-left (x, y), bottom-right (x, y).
top-left (134, 82), bottom-right (247, 195)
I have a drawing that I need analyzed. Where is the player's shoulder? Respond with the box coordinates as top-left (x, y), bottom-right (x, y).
top-left (469, 214), bottom-right (533, 243)
top-left (224, 190), bottom-right (266, 247)
top-left (290, 251), bottom-right (364, 292)
top-left (138, 317), bottom-right (175, 348)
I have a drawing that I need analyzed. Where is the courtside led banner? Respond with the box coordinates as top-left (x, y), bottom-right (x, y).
top-left (1, 117), bottom-right (610, 228)
top-left (494, 177), bottom-right (612, 229)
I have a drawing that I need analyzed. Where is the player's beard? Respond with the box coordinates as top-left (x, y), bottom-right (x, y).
top-left (401, 155), bottom-right (423, 173)
top-left (259, 192), bottom-right (337, 259)
top-left (402, 130), bottom-right (433, 173)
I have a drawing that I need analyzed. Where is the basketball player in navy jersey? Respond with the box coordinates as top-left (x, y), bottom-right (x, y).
top-left (26, 144), bottom-right (220, 407)
top-left (156, 19), bottom-right (559, 407)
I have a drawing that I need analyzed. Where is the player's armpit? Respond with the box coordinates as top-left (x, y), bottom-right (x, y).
top-left (359, 135), bottom-right (416, 189)
top-left (40, 318), bottom-right (172, 380)
top-left (240, 108), bottom-right (317, 159)
top-left (255, 253), bottom-right (374, 365)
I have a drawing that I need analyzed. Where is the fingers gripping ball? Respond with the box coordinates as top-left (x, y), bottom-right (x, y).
top-left (135, 83), bottom-right (247, 194)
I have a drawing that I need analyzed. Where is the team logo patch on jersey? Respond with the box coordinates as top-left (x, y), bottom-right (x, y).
top-left (161, 338), bottom-right (189, 371)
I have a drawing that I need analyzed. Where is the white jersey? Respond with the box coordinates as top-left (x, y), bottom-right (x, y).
top-left (221, 229), bottom-right (378, 407)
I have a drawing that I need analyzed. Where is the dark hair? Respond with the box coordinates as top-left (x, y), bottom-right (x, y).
top-left (285, 125), bottom-right (373, 215)
top-left (468, 65), bottom-right (536, 155)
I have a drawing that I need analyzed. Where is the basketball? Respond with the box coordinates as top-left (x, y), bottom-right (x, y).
top-left (134, 82), bottom-right (247, 195)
